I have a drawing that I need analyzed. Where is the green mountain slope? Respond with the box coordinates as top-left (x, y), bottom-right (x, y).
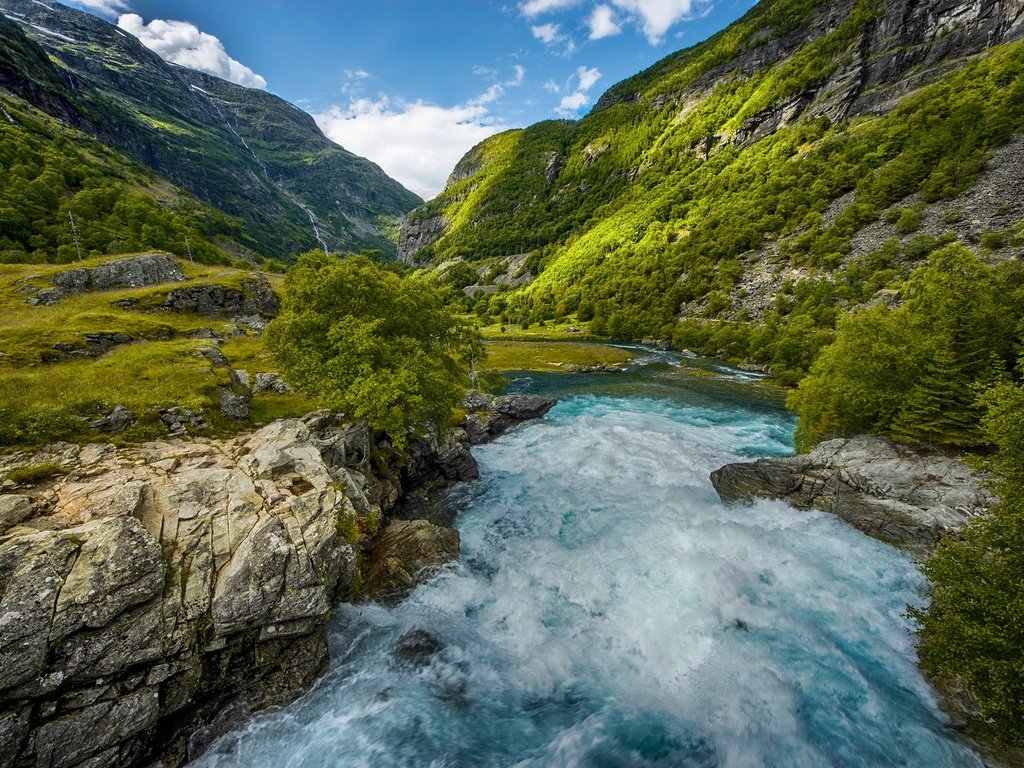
top-left (0, 0), bottom-right (420, 261)
top-left (401, 0), bottom-right (1024, 378)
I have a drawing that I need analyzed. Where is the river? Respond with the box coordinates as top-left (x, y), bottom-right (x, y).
top-left (194, 351), bottom-right (982, 767)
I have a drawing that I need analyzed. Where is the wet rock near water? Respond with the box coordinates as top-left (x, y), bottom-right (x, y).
top-left (460, 391), bottom-right (558, 446)
top-left (710, 435), bottom-right (994, 554)
top-left (565, 363), bottom-right (626, 373)
top-left (367, 519), bottom-right (461, 601)
top-left (0, 410), bottom-right (472, 767)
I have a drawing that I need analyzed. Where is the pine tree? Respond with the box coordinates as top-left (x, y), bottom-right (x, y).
top-left (889, 344), bottom-right (985, 447)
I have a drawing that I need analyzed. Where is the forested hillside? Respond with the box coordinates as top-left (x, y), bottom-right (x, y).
top-left (402, 0), bottom-right (1023, 382)
top-left (0, 2), bottom-right (420, 264)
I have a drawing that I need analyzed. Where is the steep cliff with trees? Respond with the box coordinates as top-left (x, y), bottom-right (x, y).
top-left (402, 0), bottom-right (1023, 382)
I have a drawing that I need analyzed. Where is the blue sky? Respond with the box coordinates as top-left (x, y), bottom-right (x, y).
top-left (64, 0), bottom-right (758, 198)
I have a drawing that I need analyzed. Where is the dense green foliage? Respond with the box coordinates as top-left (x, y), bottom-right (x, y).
top-left (265, 251), bottom-right (476, 446)
top-left (913, 382), bottom-right (1024, 746)
top-left (0, 95), bottom-right (252, 265)
top-left (787, 246), bottom-right (1021, 449)
top-left (411, 0), bottom-right (1024, 383)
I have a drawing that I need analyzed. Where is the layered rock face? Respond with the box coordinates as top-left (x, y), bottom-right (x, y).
top-left (0, 413), bottom-right (473, 767)
top-left (0, 396), bottom-right (557, 767)
top-left (711, 436), bottom-right (994, 554)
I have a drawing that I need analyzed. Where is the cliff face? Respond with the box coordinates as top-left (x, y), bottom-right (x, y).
top-left (0, 412), bottom-right (474, 767)
top-left (0, 391), bottom-right (558, 767)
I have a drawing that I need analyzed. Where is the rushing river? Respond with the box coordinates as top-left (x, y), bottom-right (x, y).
top-left (195, 352), bottom-right (982, 767)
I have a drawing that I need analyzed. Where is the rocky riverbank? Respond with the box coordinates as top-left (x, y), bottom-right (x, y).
top-left (710, 435), bottom-right (994, 555)
top-left (0, 392), bottom-right (555, 768)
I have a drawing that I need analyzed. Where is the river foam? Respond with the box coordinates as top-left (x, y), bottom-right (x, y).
top-left (194, 390), bottom-right (980, 767)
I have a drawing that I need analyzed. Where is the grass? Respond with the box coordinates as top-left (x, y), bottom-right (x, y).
top-left (4, 462), bottom-right (67, 486)
top-left (478, 318), bottom-right (598, 341)
top-left (0, 254), bottom-right (302, 449)
top-left (482, 340), bottom-right (636, 372)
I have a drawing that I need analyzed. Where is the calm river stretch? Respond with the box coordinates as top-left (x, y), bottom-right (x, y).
top-left (194, 351), bottom-right (982, 767)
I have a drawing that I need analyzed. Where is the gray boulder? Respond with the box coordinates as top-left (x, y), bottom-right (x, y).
top-left (252, 372), bottom-right (292, 395)
top-left (37, 254), bottom-right (184, 304)
top-left (459, 391), bottom-right (557, 446)
top-left (710, 436), bottom-right (994, 554)
top-left (88, 404), bottom-right (135, 433)
top-left (163, 276), bottom-right (279, 327)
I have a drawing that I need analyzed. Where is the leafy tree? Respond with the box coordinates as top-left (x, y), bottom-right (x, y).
top-left (789, 246), bottom-right (1018, 450)
top-left (265, 251), bottom-right (476, 447)
top-left (913, 380), bottom-right (1024, 745)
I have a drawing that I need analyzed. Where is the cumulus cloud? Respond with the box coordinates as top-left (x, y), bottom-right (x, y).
top-left (556, 92), bottom-right (589, 115)
top-left (520, 0), bottom-right (580, 17)
top-left (530, 22), bottom-right (562, 44)
top-left (117, 13), bottom-right (267, 89)
top-left (555, 65), bottom-right (602, 117)
top-left (610, 0), bottom-right (705, 44)
top-left (576, 65), bottom-right (601, 91)
top-left (588, 5), bottom-right (623, 39)
top-left (314, 97), bottom-right (507, 200)
top-left (61, 0), bottom-right (131, 17)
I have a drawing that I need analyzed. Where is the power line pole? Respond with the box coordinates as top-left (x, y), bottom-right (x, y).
top-left (184, 233), bottom-right (194, 263)
top-left (67, 211), bottom-right (82, 261)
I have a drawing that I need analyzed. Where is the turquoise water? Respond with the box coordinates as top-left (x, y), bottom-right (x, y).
top-left (194, 356), bottom-right (981, 767)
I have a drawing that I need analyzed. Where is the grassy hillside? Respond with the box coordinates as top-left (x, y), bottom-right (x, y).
top-left (0, 256), bottom-right (317, 448)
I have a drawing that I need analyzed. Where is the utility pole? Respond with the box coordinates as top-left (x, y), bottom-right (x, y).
top-left (184, 233), bottom-right (194, 263)
top-left (67, 211), bottom-right (82, 261)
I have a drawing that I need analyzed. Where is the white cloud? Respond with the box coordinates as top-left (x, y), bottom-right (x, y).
top-left (520, 0), bottom-right (579, 17)
top-left (588, 5), bottom-right (622, 39)
top-left (554, 65), bottom-right (602, 117)
top-left (576, 65), bottom-right (601, 92)
top-left (117, 13), bottom-right (267, 89)
top-left (610, 0), bottom-right (704, 44)
top-left (507, 64), bottom-right (526, 87)
top-left (530, 21), bottom-right (577, 54)
top-left (556, 92), bottom-right (589, 116)
top-left (314, 96), bottom-right (508, 200)
top-left (344, 69), bottom-right (369, 80)
top-left (62, 0), bottom-right (131, 17)
top-left (530, 22), bottom-right (561, 44)
top-left (543, 78), bottom-right (562, 94)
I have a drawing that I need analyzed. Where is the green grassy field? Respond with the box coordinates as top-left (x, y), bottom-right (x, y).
top-left (481, 340), bottom-right (636, 372)
top-left (0, 254), bottom-right (312, 449)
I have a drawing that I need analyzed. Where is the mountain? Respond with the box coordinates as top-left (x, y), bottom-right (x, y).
top-left (400, 0), bottom-right (1024, 377)
top-left (0, 0), bottom-right (421, 262)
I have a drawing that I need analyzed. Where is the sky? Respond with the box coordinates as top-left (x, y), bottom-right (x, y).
top-left (62, 0), bottom-right (759, 199)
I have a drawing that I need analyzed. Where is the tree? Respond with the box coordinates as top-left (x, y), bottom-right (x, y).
top-left (913, 380), bottom-right (1024, 745)
top-left (265, 251), bottom-right (476, 447)
top-left (789, 246), bottom-right (1017, 450)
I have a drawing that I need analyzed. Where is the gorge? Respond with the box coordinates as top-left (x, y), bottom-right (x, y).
top-left (189, 360), bottom-right (988, 767)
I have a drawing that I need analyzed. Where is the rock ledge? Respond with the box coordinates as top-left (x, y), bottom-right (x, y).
top-left (710, 436), bottom-right (994, 554)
